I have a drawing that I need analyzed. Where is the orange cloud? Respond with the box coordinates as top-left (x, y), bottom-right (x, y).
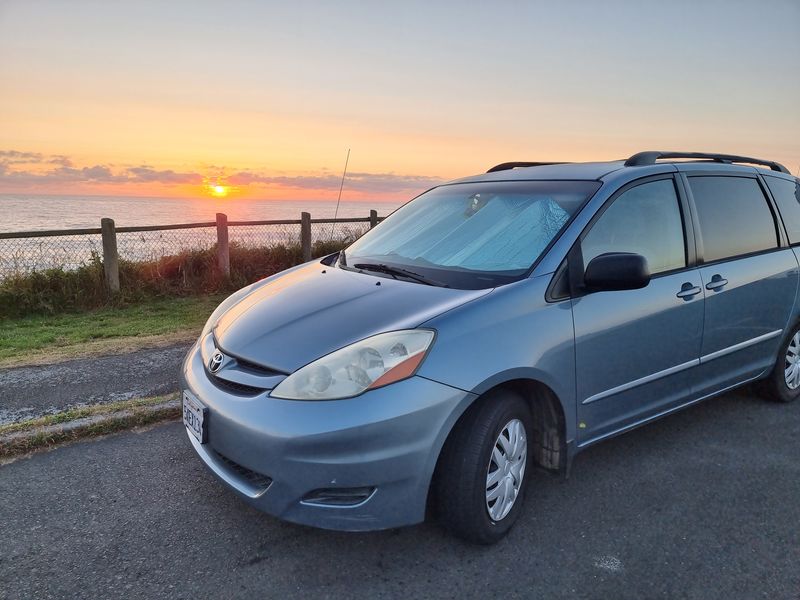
top-left (0, 150), bottom-right (443, 200)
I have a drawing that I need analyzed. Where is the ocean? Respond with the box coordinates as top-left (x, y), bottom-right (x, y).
top-left (0, 194), bottom-right (402, 233)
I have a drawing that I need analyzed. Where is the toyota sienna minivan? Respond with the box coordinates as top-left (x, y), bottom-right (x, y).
top-left (182, 151), bottom-right (800, 543)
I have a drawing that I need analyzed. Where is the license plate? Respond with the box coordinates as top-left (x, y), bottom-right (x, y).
top-left (183, 390), bottom-right (207, 444)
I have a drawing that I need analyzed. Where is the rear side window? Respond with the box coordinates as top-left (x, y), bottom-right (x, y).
top-left (688, 176), bottom-right (777, 262)
top-left (764, 176), bottom-right (800, 244)
top-left (581, 178), bottom-right (686, 275)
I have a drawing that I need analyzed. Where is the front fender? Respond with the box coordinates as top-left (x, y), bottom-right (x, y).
top-left (417, 275), bottom-right (577, 446)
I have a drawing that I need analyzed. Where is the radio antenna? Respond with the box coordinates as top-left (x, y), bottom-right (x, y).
top-left (329, 148), bottom-right (350, 241)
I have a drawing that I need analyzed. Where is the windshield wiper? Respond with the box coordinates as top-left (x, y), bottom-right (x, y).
top-left (353, 263), bottom-right (448, 287)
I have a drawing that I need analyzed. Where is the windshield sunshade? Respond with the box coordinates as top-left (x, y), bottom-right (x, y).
top-left (343, 180), bottom-right (601, 289)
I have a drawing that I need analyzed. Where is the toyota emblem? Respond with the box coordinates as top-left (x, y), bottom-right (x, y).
top-left (208, 350), bottom-right (225, 373)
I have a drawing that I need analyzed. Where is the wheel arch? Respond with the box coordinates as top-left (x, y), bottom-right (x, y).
top-left (426, 376), bottom-right (570, 517)
top-left (495, 379), bottom-right (569, 472)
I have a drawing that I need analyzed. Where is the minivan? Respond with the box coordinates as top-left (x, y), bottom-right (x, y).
top-left (181, 151), bottom-right (800, 543)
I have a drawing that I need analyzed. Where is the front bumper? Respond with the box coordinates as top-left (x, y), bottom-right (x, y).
top-left (180, 341), bottom-right (475, 531)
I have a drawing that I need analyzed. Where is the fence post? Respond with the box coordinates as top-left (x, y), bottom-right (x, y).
top-left (370, 209), bottom-right (378, 228)
top-left (301, 212), bottom-right (312, 262)
top-left (100, 218), bottom-right (120, 293)
top-left (216, 212), bottom-right (230, 277)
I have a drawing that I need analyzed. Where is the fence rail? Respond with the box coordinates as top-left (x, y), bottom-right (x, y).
top-left (0, 210), bottom-right (382, 288)
top-left (0, 216), bottom-right (379, 239)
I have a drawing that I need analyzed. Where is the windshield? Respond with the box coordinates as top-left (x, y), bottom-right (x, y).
top-left (343, 180), bottom-right (601, 289)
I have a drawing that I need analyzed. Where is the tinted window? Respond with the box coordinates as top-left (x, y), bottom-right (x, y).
top-left (582, 179), bottom-right (685, 275)
top-left (689, 176), bottom-right (777, 262)
top-left (765, 176), bottom-right (800, 244)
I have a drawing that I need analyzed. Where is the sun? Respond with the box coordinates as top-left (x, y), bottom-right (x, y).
top-left (208, 184), bottom-right (229, 198)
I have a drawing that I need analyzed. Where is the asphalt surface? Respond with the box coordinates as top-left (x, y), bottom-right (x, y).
top-left (1, 390), bottom-right (798, 600)
top-left (0, 342), bottom-right (191, 425)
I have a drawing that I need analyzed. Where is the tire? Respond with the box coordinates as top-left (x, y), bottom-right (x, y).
top-left (762, 323), bottom-right (800, 403)
top-left (433, 389), bottom-right (533, 544)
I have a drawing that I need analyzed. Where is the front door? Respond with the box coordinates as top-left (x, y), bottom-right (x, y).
top-left (573, 176), bottom-right (704, 446)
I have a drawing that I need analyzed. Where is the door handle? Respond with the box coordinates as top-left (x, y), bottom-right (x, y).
top-left (676, 283), bottom-right (702, 300)
top-left (705, 275), bottom-right (728, 291)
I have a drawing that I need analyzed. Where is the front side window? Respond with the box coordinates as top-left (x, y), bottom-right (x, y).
top-left (342, 180), bottom-right (601, 289)
top-left (688, 176), bottom-right (778, 262)
top-left (764, 175), bottom-right (800, 245)
top-left (581, 178), bottom-right (686, 275)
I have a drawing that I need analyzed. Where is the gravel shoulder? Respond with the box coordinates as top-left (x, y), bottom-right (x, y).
top-left (1, 390), bottom-right (798, 599)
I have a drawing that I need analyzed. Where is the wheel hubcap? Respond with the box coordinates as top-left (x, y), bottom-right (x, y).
top-left (485, 418), bottom-right (527, 522)
top-left (785, 332), bottom-right (800, 390)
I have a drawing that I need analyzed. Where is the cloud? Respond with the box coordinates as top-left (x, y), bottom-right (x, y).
top-left (48, 155), bottom-right (73, 167)
top-left (75, 165), bottom-right (121, 181)
top-left (0, 150), bottom-right (43, 159)
top-left (0, 150), bottom-right (45, 165)
top-left (228, 170), bottom-right (443, 194)
top-left (0, 149), bottom-right (444, 195)
top-left (127, 166), bottom-right (203, 184)
top-left (0, 151), bottom-right (200, 186)
top-left (10, 163), bottom-right (128, 184)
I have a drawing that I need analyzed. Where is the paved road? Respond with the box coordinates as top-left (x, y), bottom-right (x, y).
top-left (1, 390), bottom-right (798, 599)
top-left (0, 342), bottom-right (192, 425)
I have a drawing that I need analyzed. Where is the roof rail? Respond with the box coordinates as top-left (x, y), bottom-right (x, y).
top-left (486, 161), bottom-right (567, 173)
top-left (624, 151), bottom-right (790, 174)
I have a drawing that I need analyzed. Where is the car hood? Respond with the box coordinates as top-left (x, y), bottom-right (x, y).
top-left (213, 262), bottom-right (491, 373)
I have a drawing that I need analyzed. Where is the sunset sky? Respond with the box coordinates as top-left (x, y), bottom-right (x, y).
top-left (1, 0), bottom-right (798, 201)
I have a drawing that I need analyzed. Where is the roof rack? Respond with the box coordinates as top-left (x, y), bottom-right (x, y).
top-left (486, 161), bottom-right (567, 173)
top-left (624, 151), bottom-right (790, 174)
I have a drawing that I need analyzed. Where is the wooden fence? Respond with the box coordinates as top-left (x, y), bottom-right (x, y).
top-left (0, 210), bottom-right (381, 291)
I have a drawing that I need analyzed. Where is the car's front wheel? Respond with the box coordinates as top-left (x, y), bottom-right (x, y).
top-left (433, 389), bottom-right (533, 544)
top-left (763, 324), bottom-right (800, 403)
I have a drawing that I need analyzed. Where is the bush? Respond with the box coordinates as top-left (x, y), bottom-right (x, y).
top-left (0, 240), bottom-right (347, 318)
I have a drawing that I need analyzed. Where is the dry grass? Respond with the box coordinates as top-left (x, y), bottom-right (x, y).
top-left (0, 394), bottom-right (180, 458)
top-left (0, 330), bottom-right (198, 368)
top-left (0, 240), bottom-right (348, 317)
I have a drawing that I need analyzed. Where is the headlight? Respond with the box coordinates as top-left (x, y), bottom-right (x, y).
top-left (271, 330), bottom-right (435, 400)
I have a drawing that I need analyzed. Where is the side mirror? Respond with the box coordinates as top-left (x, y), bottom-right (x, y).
top-left (584, 252), bottom-right (650, 292)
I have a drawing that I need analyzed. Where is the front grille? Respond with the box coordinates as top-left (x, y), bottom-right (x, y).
top-left (234, 356), bottom-right (283, 376)
top-left (208, 373), bottom-right (264, 396)
top-left (214, 450), bottom-right (272, 490)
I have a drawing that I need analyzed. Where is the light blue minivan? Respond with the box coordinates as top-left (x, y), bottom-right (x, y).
top-left (182, 151), bottom-right (800, 543)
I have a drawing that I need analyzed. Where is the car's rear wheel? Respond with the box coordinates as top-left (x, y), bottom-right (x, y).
top-left (433, 389), bottom-right (533, 544)
top-left (762, 324), bottom-right (800, 403)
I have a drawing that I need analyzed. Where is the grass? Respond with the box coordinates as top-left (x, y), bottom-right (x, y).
top-left (0, 394), bottom-right (179, 436)
top-left (0, 239), bottom-right (350, 318)
top-left (0, 239), bottom-right (352, 364)
top-left (0, 393), bottom-right (180, 457)
top-left (0, 294), bottom-right (223, 362)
